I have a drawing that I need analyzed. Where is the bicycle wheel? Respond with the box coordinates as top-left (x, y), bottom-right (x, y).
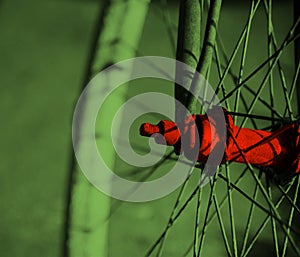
top-left (106, 1), bottom-right (300, 257)
top-left (68, 0), bottom-right (300, 257)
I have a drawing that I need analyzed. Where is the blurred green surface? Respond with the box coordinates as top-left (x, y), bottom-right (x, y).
top-left (0, 1), bottom-right (98, 256)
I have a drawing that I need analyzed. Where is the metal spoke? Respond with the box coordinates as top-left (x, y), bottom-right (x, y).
top-left (241, 182), bottom-right (295, 257)
top-left (234, 0), bottom-right (255, 123)
top-left (212, 0), bottom-right (261, 104)
top-left (227, 130), bottom-right (300, 255)
top-left (183, 167), bottom-right (249, 257)
top-left (220, 30), bottom-right (300, 105)
top-left (192, 171), bottom-right (204, 257)
top-left (145, 164), bottom-right (195, 257)
top-left (263, 0), bottom-right (294, 121)
top-left (225, 163), bottom-right (238, 257)
top-left (213, 193), bottom-right (233, 257)
top-left (240, 171), bottom-right (262, 256)
top-left (266, 175), bottom-right (280, 257)
top-left (282, 176), bottom-right (300, 257)
top-left (197, 170), bottom-right (220, 257)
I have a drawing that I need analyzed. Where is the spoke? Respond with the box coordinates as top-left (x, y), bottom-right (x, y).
top-left (145, 170), bottom-right (218, 257)
top-left (276, 184), bottom-right (300, 215)
top-left (215, 26), bottom-right (284, 120)
top-left (263, 0), bottom-right (294, 121)
top-left (125, 152), bottom-right (175, 178)
top-left (197, 171), bottom-right (219, 257)
top-left (284, 60), bottom-right (300, 118)
top-left (240, 171), bottom-right (261, 256)
top-left (243, 84), bottom-right (284, 119)
top-left (220, 29), bottom-right (300, 105)
top-left (213, 193), bottom-right (233, 257)
top-left (227, 130), bottom-right (300, 255)
top-left (266, 175), bottom-right (280, 257)
top-left (216, 32), bottom-right (236, 83)
top-left (225, 163), bottom-right (238, 257)
top-left (237, 54), bottom-right (290, 134)
top-left (266, 0), bottom-right (275, 127)
top-left (218, 173), bottom-right (300, 237)
top-left (274, 54), bottom-right (295, 121)
top-left (132, 151), bottom-right (174, 181)
top-left (183, 167), bottom-right (249, 257)
top-left (282, 176), bottom-right (300, 257)
top-left (215, 33), bottom-right (239, 84)
top-left (192, 171), bottom-right (203, 257)
top-left (108, 151), bottom-right (175, 221)
top-left (212, 0), bottom-right (261, 102)
top-left (213, 14), bottom-right (299, 121)
top-left (234, 0), bottom-right (255, 123)
top-left (145, 165), bottom-right (195, 257)
top-left (241, 182), bottom-right (295, 257)
top-left (156, 178), bottom-right (193, 257)
top-left (214, 42), bottom-right (230, 110)
top-left (239, 92), bottom-right (259, 129)
top-left (227, 111), bottom-right (282, 122)
top-left (218, 174), bottom-right (274, 223)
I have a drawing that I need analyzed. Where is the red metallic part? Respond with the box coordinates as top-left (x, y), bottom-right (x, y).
top-left (140, 109), bottom-right (300, 174)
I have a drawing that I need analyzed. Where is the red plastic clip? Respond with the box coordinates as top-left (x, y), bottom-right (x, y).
top-left (140, 109), bottom-right (300, 175)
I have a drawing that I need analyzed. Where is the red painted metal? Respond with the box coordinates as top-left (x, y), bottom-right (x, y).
top-left (140, 109), bottom-right (300, 174)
